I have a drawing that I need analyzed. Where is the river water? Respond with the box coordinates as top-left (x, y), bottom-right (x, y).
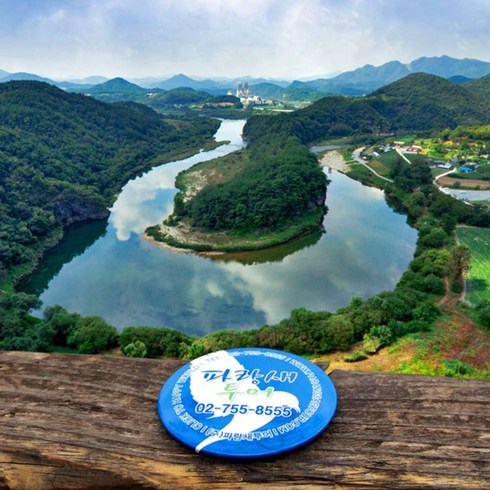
top-left (21, 120), bottom-right (417, 335)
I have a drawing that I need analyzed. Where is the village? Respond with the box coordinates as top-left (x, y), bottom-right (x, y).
top-left (366, 131), bottom-right (490, 192)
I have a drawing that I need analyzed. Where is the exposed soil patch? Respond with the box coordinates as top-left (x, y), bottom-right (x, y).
top-left (438, 176), bottom-right (490, 189)
top-left (315, 279), bottom-right (489, 375)
top-left (320, 151), bottom-right (350, 172)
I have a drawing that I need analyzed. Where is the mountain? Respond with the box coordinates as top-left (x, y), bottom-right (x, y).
top-left (153, 74), bottom-right (290, 94)
top-left (464, 74), bottom-right (490, 99)
top-left (56, 81), bottom-right (95, 91)
top-left (409, 55), bottom-right (490, 79)
top-left (234, 76), bottom-right (290, 88)
top-left (249, 82), bottom-right (286, 99)
top-left (85, 77), bottom-right (148, 95)
top-left (146, 87), bottom-right (208, 108)
top-left (155, 74), bottom-right (224, 92)
top-left (0, 72), bottom-right (56, 84)
top-left (0, 81), bottom-right (219, 278)
top-left (312, 60), bottom-right (411, 94)
top-left (371, 72), bottom-right (488, 127)
top-left (250, 82), bottom-right (324, 102)
top-left (244, 73), bottom-right (490, 145)
top-left (77, 77), bottom-right (165, 102)
top-left (294, 56), bottom-right (490, 96)
top-left (448, 75), bottom-right (472, 84)
top-left (68, 76), bottom-right (109, 85)
top-left (0, 69), bottom-right (10, 78)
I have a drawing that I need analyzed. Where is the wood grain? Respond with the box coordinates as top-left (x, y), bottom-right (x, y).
top-left (0, 351), bottom-right (489, 489)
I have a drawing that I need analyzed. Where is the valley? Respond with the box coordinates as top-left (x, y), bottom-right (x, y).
top-left (1, 63), bottom-right (490, 379)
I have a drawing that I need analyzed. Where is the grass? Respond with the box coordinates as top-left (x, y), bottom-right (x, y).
top-left (456, 225), bottom-right (490, 304)
top-left (0, 263), bottom-right (34, 292)
top-left (368, 158), bottom-right (392, 177)
top-left (314, 136), bottom-right (359, 147)
top-left (392, 319), bottom-right (490, 379)
top-left (378, 150), bottom-right (402, 169)
top-left (404, 153), bottom-right (431, 165)
top-left (147, 208), bottom-right (326, 253)
top-left (176, 150), bottom-right (249, 194)
top-left (314, 311), bottom-right (490, 379)
top-left (340, 149), bottom-right (355, 163)
top-left (346, 164), bottom-right (388, 189)
top-left (431, 167), bottom-right (451, 177)
top-left (474, 201), bottom-right (490, 211)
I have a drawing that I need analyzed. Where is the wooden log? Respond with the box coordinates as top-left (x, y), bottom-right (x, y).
top-left (0, 351), bottom-right (489, 489)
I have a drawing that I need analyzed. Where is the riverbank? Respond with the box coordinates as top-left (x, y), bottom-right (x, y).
top-left (144, 207), bottom-right (326, 253)
top-left (320, 151), bottom-right (351, 173)
top-left (2, 137), bottom-right (226, 294)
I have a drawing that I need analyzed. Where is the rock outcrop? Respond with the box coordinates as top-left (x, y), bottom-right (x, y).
top-left (53, 200), bottom-right (109, 226)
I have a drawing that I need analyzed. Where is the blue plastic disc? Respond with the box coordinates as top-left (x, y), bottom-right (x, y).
top-left (157, 348), bottom-right (337, 460)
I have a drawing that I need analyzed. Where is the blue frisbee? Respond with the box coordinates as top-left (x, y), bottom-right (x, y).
top-left (157, 348), bottom-right (337, 460)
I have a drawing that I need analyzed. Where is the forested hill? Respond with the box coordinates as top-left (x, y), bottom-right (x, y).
top-left (464, 74), bottom-right (490, 99)
top-left (243, 73), bottom-right (490, 144)
top-left (0, 81), bottom-right (219, 283)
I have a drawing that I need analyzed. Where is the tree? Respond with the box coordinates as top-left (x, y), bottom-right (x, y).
top-left (42, 305), bottom-right (81, 346)
top-left (68, 316), bottom-right (118, 354)
top-left (0, 292), bottom-right (41, 342)
top-left (446, 244), bottom-right (471, 292)
top-left (477, 305), bottom-right (490, 328)
top-left (123, 340), bottom-right (148, 358)
top-left (419, 227), bottom-right (447, 248)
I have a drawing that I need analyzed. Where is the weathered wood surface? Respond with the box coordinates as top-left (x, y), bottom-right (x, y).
top-left (0, 352), bottom-right (489, 489)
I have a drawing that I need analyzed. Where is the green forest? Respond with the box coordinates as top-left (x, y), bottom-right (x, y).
top-left (243, 73), bottom-right (490, 145)
top-left (1, 74), bottom-right (490, 378)
top-left (170, 137), bottom-right (327, 232)
top-left (0, 81), bottom-right (219, 287)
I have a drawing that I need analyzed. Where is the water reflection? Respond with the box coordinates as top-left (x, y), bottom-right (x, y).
top-left (109, 170), bottom-right (177, 240)
top-left (18, 219), bottom-right (109, 296)
top-left (110, 119), bottom-right (246, 240)
top-left (208, 229), bottom-right (324, 266)
top-left (20, 120), bottom-right (417, 335)
top-left (208, 170), bottom-right (416, 325)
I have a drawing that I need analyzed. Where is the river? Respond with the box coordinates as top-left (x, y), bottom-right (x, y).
top-left (20, 119), bottom-right (417, 335)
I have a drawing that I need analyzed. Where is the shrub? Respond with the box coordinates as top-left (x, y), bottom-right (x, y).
top-left (396, 320), bottom-right (432, 335)
top-left (363, 334), bottom-right (382, 354)
top-left (182, 340), bottom-right (207, 360)
top-left (419, 227), bottom-right (447, 248)
top-left (442, 359), bottom-right (474, 377)
top-left (344, 351), bottom-right (368, 362)
top-left (123, 340), bottom-right (148, 358)
top-left (321, 315), bottom-right (355, 351)
top-left (68, 316), bottom-right (118, 354)
top-left (422, 274), bottom-right (445, 294)
top-left (42, 305), bottom-right (81, 346)
top-left (119, 326), bottom-right (192, 358)
top-left (477, 305), bottom-right (490, 328)
top-left (203, 330), bottom-right (256, 352)
top-left (413, 302), bottom-right (440, 323)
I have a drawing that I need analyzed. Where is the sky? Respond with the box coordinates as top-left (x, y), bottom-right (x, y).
top-left (1, 0), bottom-right (490, 80)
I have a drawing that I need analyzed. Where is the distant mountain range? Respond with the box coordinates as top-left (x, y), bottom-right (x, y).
top-left (84, 77), bottom-right (149, 95)
top-left (244, 72), bottom-right (490, 145)
top-left (291, 55), bottom-right (490, 95)
top-left (2, 55), bottom-right (490, 100)
top-left (135, 73), bottom-right (291, 93)
top-left (68, 76), bottom-right (109, 85)
top-left (0, 71), bottom-right (56, 84)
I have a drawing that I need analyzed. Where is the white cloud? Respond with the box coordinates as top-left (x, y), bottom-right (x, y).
top-left (0, 0), bottom-right (489, 78)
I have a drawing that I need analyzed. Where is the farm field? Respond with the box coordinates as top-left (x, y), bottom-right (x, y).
top-left (456, 226), bottom-right (490, 304)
